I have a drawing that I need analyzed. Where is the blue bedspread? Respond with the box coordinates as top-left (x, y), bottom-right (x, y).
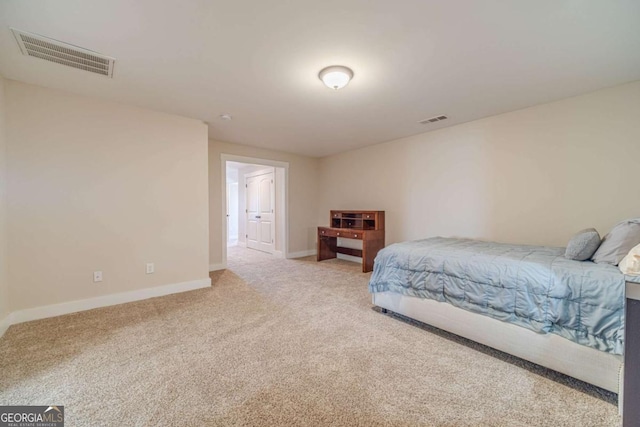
top-left (369, 237), bottom-right (625, 354)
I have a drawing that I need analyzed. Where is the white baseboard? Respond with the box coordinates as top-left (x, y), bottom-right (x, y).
top-left (287, 249), bottom-right (317, 259)
top-left (337, 253), bottom-right (362, 264)
top-left (10, 278), bottom-right (212, 326)
top-left (209, 263), bottom-right (226, 272)
top-left (0, 314), bottom-right (10, 338)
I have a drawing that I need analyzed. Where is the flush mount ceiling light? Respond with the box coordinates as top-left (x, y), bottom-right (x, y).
top-left (318, 65), bottom-right (354, 90)
top-left (219, 113), bottom-right (233, 121)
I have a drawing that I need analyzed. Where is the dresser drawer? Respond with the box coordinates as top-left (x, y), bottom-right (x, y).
top-left (318, 227), bottom-right (338, 237)
top-left (341, 230), bottom-right (363, 239)
top-left (318, 227), bottom-right (364, 240)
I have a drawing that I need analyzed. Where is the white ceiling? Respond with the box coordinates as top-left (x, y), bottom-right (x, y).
top-left (1, 1), bottom-right (639, 157)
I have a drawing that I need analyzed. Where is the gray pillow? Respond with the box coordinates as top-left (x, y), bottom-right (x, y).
top-left (591, 218), bottom-right (640, 265)
top-left (564, 228), bottom-right (601, 261)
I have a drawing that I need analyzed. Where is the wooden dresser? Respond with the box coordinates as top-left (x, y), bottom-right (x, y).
top-left (317, 210), bottom-right (385, 273)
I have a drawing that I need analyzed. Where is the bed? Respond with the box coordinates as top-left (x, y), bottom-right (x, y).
top-left (369, 237), bottom-right (625, 394)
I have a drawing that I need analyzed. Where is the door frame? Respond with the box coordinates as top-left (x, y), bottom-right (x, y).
top-left (220, 154), bottom-right (289, 269)
top-left (226, 181), bottom-right (239, 245)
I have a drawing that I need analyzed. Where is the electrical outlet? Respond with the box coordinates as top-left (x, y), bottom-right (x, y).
top-left (93, 271), bottom-right (103, 282)
top-left (146, 263), bottom-right (155, 274)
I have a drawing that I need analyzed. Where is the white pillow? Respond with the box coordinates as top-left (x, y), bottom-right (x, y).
top-left (620, 243), bottom-right (640, 275)
top-left (592, 218), bottom-right (640, 265)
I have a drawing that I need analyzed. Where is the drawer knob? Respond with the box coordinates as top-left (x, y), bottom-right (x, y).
top-left (321, 231), bottom-right (325, 234)
top-left (337, 233), bottom-right (340, 236)
top-left (355, 234), bottom-right (358, 238)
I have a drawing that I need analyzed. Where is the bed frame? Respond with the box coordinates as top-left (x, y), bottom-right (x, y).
top-left (372, 291), bottom-right (623, 395)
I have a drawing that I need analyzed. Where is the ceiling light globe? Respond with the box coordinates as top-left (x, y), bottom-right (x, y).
top-left (318, 66), bottom-right (354, 90)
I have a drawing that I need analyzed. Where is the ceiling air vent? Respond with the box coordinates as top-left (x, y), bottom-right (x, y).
top-left (418, 115), bottom-right (448, 125)
top-left (11, 28), bottom-right (115, 78)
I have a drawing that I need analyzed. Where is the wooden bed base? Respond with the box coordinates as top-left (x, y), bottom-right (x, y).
top-left (372, 291), bottom-right (623, 395)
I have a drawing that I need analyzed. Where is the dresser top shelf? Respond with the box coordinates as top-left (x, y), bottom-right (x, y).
top-left (330, 210), bottom-right (385, 231)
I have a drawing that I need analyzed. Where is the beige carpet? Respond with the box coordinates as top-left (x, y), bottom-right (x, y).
top-left (0, 246), bottom-right (620, 426)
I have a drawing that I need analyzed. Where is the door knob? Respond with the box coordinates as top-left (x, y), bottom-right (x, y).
top-left (256, 215), bottom-right (261, 219)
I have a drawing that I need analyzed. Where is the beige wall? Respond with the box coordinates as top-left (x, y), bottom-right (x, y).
top-left (4, 76), bottom-right (638, 315)
top-left (0, 76), bottom-right (8, 322)
top-left (6, 81), bottom-right (209, 312)
top-left (209, 140), bottom-right (319, 265)
top-left (319, 80), bottom-right (640, 248)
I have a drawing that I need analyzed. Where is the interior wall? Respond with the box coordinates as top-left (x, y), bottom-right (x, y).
top-left (319, 80), bottom-right (640, 248)
top-left (6, 81), bottom-right (210, 312)
top-left (0, 76), bottom-right (8, 324)
top-left (225, 167), bottom-right (239, 243)
top-left (209, 140), bottom-right (319, 266)
top-left (275, 167), bottom-right (285, 253)
top-left (227, 182), bottom-right (239, 242)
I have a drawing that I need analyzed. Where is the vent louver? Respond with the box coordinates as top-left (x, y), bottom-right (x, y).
top-left (12, 28), bottom-right (115, 78)
top-left (418, 115), bottom-right (448, 125)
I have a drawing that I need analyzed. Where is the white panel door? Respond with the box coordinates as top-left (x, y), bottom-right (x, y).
top-left (245, 171), bottom-right (275, 253)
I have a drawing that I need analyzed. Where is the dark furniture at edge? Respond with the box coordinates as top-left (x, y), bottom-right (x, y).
top-left (317, 210), bottom-right (385, 273)
top-left (624, 280), bottom-right (640, 426)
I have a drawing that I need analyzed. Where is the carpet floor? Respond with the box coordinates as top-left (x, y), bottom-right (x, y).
top-left (0, 246), bottom-right (620, 426)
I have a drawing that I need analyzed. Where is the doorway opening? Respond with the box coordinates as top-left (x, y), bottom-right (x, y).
top-left (222, 155), bottom-right (288, 267)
